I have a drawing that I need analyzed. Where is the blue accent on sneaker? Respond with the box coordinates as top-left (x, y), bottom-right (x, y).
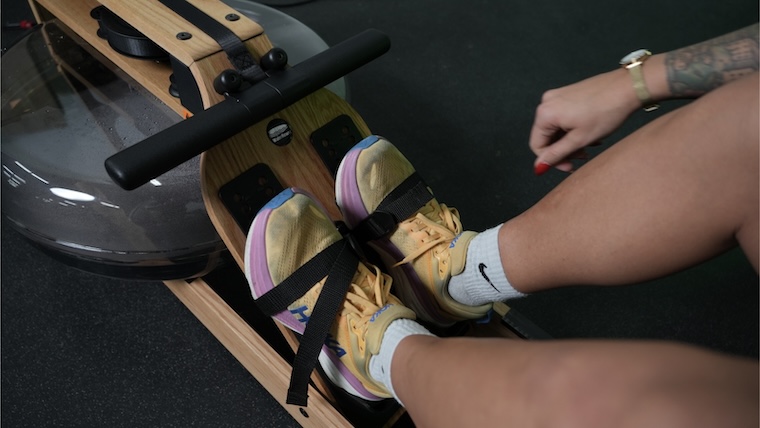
top-left (474, 309), bottom-right (494, 325)
top-left (369, 304), bottom-right (392, 323)
top-left (352, 135), bottom-right (380, 151)
top-left (261, 188), bottom-right (296, 211)
top-left (449, 232), bottom-right (464, 249)
top-left (290, 305), bottom-right (311, 323)
top-left (325, 333), bottom-right (347, 358)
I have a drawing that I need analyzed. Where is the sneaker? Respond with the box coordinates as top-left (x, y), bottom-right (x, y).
top-left (244, 187), bottom-right (416, 403)
top-left (336, 136), bottom-right (492, 327)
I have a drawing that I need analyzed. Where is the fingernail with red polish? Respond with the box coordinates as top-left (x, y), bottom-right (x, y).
top-left (534, 162), bottom-right (551, 176)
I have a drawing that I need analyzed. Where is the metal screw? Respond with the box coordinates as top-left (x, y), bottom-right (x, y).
top-left (225, 13), bottom-right (240, 21)
top-left (176, 32), bottom-right (192, 40)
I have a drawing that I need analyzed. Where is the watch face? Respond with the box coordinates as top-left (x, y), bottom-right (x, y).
top-left (620, 49), bottom-right (650, 65)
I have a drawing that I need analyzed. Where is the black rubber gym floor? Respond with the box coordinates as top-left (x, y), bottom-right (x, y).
top-left (2, 0), bottom-right (758, 426)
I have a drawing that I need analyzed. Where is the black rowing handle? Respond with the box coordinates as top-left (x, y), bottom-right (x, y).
top-left (105, 29), bottom-right (390, 190)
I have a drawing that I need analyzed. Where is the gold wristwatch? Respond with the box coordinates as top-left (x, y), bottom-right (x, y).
top-left (620, 49), bottom-right (659, 112)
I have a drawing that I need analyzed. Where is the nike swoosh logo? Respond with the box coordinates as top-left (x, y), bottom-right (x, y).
top-left (478, 263), bottom-right (500, 292)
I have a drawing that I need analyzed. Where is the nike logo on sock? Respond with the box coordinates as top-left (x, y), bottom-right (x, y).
top-left (478, 263), bottom-right (500, 292)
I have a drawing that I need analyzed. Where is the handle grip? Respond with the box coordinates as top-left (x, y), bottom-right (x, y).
top-left (105, 29), bottom-right (390, 190)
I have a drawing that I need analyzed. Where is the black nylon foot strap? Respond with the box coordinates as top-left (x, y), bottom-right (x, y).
top-left (159, 0), bottom-right (267, 83)
top-left (255, 239), bottom-right (358, 407)
top-left (352, 172), bottom-right (434, 242)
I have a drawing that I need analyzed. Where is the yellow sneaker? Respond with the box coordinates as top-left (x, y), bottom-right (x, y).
top-left (244, 187), bottom-right (415, 405)
top-left (336, 136), bottom-right (492, 327)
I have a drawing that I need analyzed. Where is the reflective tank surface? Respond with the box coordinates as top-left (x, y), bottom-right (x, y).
top-left (1, 1), bottom-right (346, 280)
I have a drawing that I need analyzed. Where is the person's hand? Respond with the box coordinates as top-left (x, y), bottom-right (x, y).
top-left (529, 68), bottom-right (641, 174)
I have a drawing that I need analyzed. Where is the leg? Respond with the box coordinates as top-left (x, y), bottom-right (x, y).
top-left (504, 73), bottom-right (759, 292)
top-left (393, 335), bottom-right (758, 428)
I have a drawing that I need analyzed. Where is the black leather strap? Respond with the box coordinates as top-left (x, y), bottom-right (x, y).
top-left (352, 172), bottom-right (433, 242)
top-left (255, 241), bottom-right (343, 316)
top-left (159, 0), bottom-right (267, 83)
top-left (254, 239), bottom-right (358, 407)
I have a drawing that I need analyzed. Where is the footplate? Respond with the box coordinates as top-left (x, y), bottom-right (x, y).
top-left (219, 163), bottom-right (285, 231)
top-left (311, 114), bottom-right (363, 176)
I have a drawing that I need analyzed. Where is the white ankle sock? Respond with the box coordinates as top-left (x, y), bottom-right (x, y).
top-left (369, 318), bottom-right (433, 405)
top-left (448, 225), bottom-right (525, 306)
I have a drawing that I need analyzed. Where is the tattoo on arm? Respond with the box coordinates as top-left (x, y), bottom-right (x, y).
top-left (665, 23), bottom-right (758, 97)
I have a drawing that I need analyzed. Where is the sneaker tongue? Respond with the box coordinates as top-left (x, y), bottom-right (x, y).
top-left (448, 231), bottom-right (478, 276)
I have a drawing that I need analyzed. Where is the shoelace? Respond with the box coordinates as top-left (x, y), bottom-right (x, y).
top-left (343, 263), bottom-right (394, 353)
top-left (393, 199), bottom-right (463, 267)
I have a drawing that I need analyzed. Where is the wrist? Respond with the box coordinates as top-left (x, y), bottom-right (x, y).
top-left (610, 68), bottom-right (644, 114)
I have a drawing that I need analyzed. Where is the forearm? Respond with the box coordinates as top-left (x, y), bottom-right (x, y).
top-left (661, 23), bottom-right (759, 99)
top-left (528, 24), bottom-right (758, 169)
top-left (631, 24), bottom-right (758, 111)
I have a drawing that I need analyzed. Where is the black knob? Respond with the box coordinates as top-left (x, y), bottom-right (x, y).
top-left (260, 47), bottom-right (288, 71)
top-left (213, 69), bottom-right (243, 95)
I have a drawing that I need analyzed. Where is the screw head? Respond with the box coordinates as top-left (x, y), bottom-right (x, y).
top-left (225, 13), bottom-right (240, 21)
top-left (176, 32), bottom-right (192, 40)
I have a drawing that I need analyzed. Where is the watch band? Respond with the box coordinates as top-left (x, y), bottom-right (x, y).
top-left (627, 65), bottom-right (658, 111)
top-left (622, 50), bottom-right (659, 112)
